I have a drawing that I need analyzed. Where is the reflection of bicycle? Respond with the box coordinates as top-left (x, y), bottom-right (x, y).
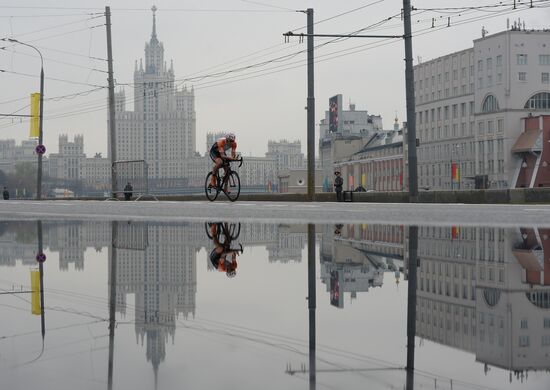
top-left (205, 222), bottom-right (241, 243)
top-left (205, 156), bottom-right (243, 202)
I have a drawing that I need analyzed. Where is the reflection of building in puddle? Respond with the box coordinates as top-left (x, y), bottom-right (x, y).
top-left (320, 224), bottom-right (405, 308)
top-left (0, 221), bottom-right (112, 269)
top-left (267, 225), bottom-right (310, 263)
top-left (416, 226), bottom-right (550, 381)
top-left (113, 222), bottom-right (198, 374)
top-left (0, 222), bottom-right (38, 266)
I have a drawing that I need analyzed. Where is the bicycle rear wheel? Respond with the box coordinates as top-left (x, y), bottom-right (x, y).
top-left (224, 171), bottom-right (241, 202)
top-left (205, 172), bottom-right (219, 201)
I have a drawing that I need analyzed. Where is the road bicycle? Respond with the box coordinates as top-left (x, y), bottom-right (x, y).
top-left (205, 156), bottom-right (243, 202)
top-left (205, 222), bottom-right (241, 244)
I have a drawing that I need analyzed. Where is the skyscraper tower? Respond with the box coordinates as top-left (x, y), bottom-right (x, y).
top-left (114, 6), bottom-right (196, 189)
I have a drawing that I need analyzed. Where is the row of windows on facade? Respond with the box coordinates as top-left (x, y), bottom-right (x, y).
top-left (419, 240), bottom-right (506, 263)
top-left (479, 71), bottom-right (550, 86)
top-left (416, 84), bottom-right (473, 103)
top-left (415, 54), bottom-right (550, 89)
top-left (420, 139), bottom-right (505, 166)
top-left (518, 335), bottom-right (550, 348)
top-left (419, 226), bottom-right (506, 240)
top-left (418, 300), bottom-right (476, 321)
top-left (418, 72), bottom-right (550, 104)
top-left (419, 278), bottom-right (477, 301)
top-left (419, 160), bottom-right (505, 180)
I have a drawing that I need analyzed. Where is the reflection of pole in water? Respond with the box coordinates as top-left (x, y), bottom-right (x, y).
top-left (406, 225), bottom-right (418, 389)
top-left (307, 224), bottom-right (316, 390)
top-left (37, 220), bottom-right (45, 340)
top-left (108, 221), bottom-right (118, 390)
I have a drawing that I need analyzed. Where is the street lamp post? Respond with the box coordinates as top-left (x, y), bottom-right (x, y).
top-left (2, 38), bottom-right (44, 199)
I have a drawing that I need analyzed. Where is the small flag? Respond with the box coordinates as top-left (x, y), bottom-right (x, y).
top-left (452, 226), bottom-right (460, 240)
top-left (30, 93), bottom-right (40, 138)
top-left (451, 163), bottom-right (460, 182)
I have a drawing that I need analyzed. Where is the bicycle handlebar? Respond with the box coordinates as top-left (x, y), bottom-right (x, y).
top-left (221, 155), bottom-right (243, 168)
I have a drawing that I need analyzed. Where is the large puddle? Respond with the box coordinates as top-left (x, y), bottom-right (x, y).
top-left (0, 220), bottom-right (549, 389)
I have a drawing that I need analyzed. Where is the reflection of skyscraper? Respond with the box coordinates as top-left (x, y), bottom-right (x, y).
top-left (114, 222), bottom-right (197, 376)
top-left (416, 226), bottom-right (550, 379)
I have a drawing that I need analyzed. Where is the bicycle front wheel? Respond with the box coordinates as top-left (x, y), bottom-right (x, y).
top-left (205, 172), bottom-right (219, 201)
top-left (224, 171), bottom-right (241, 202)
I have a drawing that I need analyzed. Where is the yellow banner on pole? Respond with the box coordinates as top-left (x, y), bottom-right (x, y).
top-left (31, 269), bottom-right (41, 315)
top-left (30, 93), bottom-right (40, 138)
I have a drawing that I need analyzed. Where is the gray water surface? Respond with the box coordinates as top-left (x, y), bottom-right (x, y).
top-left (0, 220), bottom-right (549, 390)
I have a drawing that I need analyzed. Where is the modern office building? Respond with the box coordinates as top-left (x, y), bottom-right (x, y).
top-left (414, 22), bottom-right (550, 190)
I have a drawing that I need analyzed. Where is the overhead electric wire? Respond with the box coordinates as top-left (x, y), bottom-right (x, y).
top-left (0, 47), bottom-right (107, 73)
top-left (238, 0), bottom-right (296, 11)
top-left (290, 0), bottom-right (388, 32)
top-left (0, 13), bottom-right (103, 18)
top-left (1, 1), bottom-right (544, 125)
top-left (413, 0), bottom-right (550, 12)
top-left (0, 69), bottom-right (106, 88)
top-left (0, 5), bottom-right (294, 13)
top-left (0, 14), bottom-right (103, 40)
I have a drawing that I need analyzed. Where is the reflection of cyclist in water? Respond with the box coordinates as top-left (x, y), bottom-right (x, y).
top-left (208, 223), bottom-right (241, 278)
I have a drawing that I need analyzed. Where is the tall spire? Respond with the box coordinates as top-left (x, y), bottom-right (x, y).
top-left (151, 5), bottom-right (158, 41)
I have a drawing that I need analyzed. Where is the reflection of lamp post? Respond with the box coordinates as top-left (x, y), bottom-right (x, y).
top-left (1, 38), bottom-right (44, 199)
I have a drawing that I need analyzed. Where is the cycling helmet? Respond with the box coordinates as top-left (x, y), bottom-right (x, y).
top-left (226, 132), bottom-right (236, 142)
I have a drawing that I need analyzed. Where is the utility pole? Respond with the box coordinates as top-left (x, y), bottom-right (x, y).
top-left (105, 6), bottom-right (117, 198)
top-left (403, 0), bottom-right (419, 202)
top-left (306, 8), bottom-right (315, 201)
top-left (284, 10), bottom-right (414, 201)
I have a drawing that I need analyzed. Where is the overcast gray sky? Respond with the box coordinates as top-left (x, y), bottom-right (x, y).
top-left (1, 0), bottom-right (548, 157)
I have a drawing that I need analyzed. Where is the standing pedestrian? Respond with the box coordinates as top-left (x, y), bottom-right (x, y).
top-left (2, 186), bottom-right (9, 200)
top-left (123, 182), bottom-right (133, 201)
top-left (334, 171), bottom-right (343, 202)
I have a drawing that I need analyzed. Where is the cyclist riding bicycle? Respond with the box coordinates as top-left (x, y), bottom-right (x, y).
top-left (208, 223), bottom-right (239, 278)
top-left (209, 132), bottom-right (238, 188)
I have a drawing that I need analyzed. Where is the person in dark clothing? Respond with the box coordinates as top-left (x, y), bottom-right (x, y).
top-left (123, 182), bottom-right (133, 201)
top-left (334, 171), bottom-right (343, 202)
top-left (2, 186), bottom-right (9, 200)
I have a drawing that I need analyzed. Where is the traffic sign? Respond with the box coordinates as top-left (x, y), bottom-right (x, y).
top-left (36, 252), bottom-right (46, 263)
top-left (35, 144), bottom-right (46, 155)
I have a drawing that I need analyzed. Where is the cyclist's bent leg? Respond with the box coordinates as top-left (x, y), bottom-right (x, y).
top-left (211, 157), bottom-right (223, 186)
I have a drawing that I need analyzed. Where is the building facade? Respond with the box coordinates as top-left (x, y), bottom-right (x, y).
top-left (414, 24), bottom-right (550, 190)
top-left (47, 134), bottom-right (85, 182)
top-left (319, 97), bottom-right (385, 191)
top-left (334, 120), bottom-right (404, 191)
top-left (415, 225), bottom-right (550, 378)
top-left (0, 139), bottom-right (38, 174)
top-left (265, 139), bottom-right (305, 177)
top-left (112, 7), bottom-right (196, 190)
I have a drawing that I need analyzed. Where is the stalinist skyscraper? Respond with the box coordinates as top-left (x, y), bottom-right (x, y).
top-left (114, 6), bottom-right (196, 189)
